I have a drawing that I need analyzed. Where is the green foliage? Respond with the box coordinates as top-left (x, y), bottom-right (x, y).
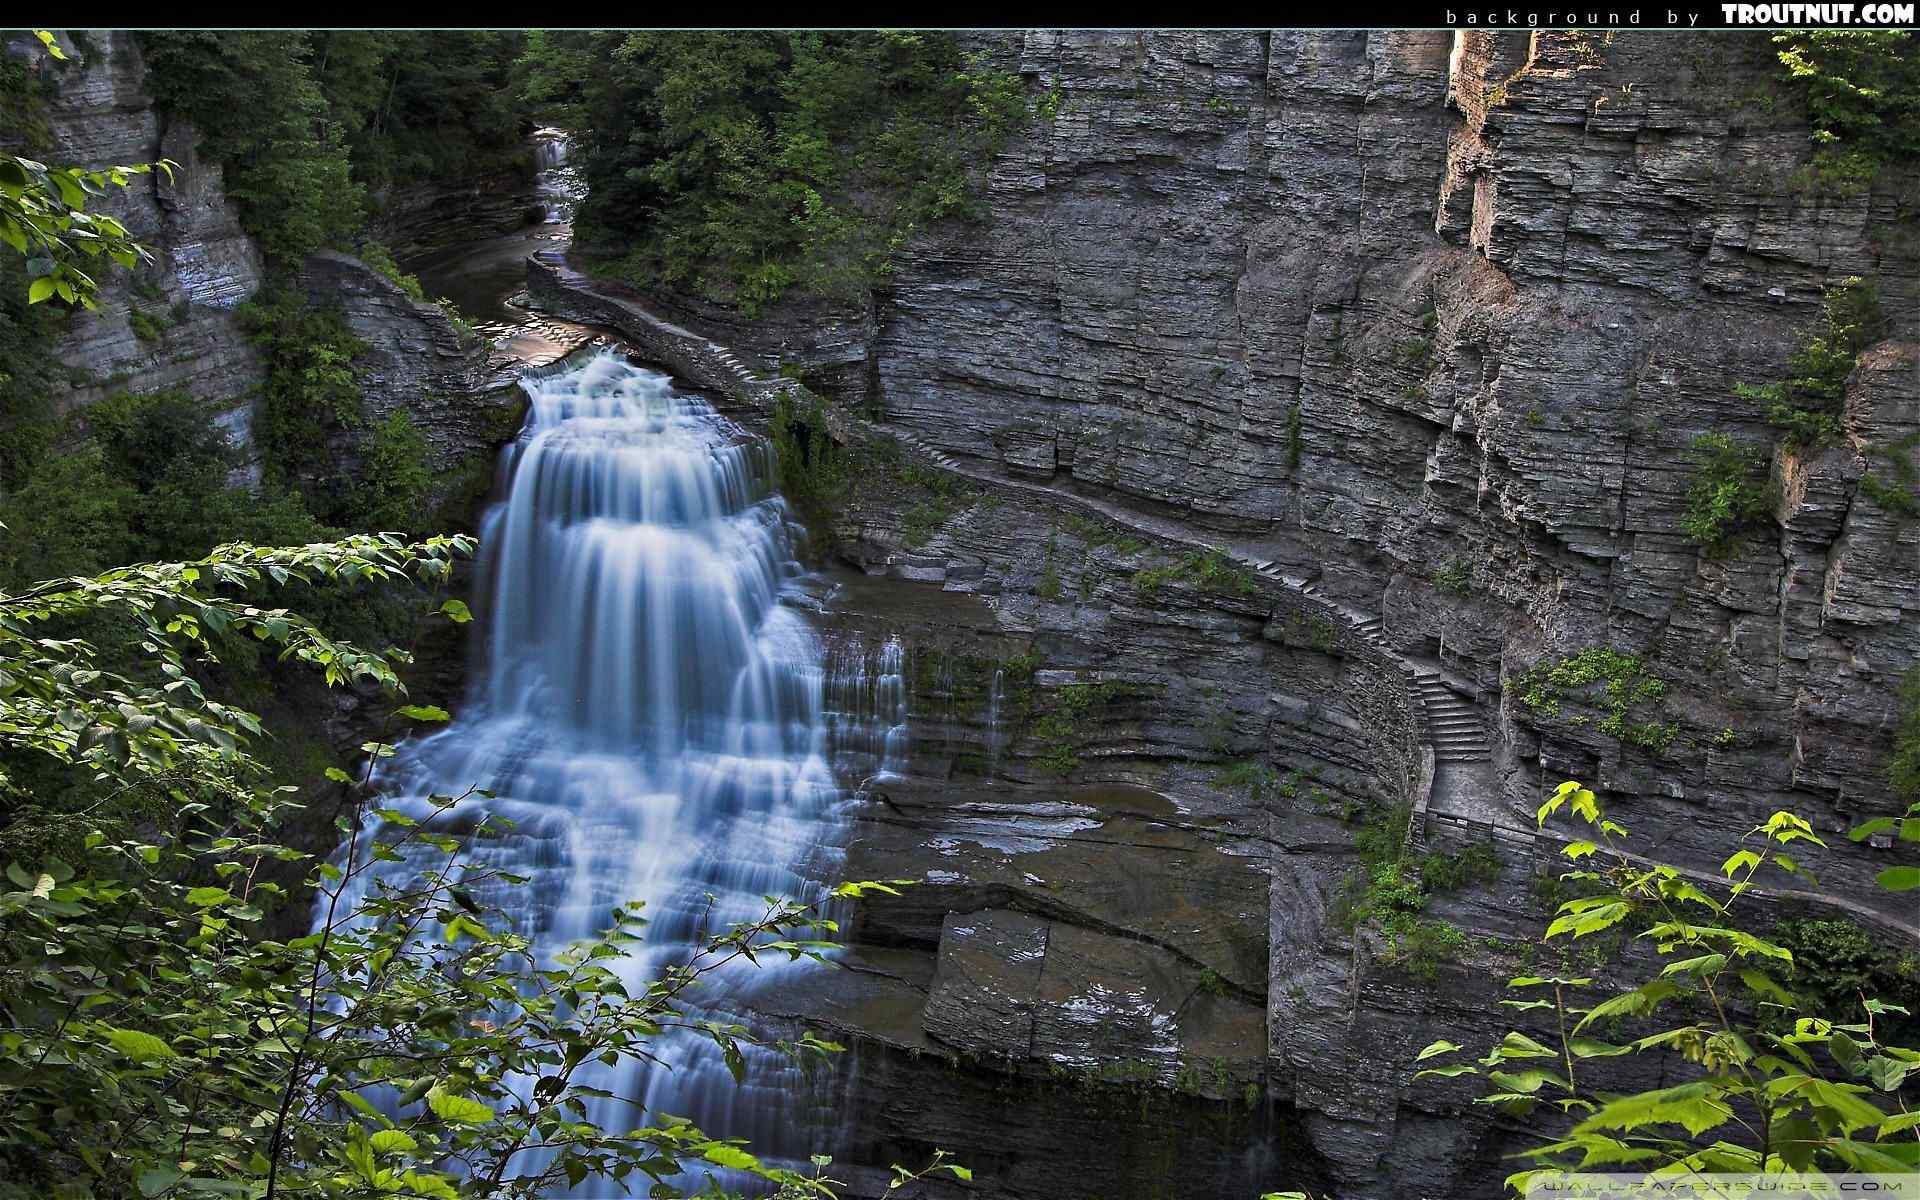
top-left (139, 32), bottom-right (363, 263)
top-left (769, 393), bottom-right (848, 532)
top-left (1774, 917), bottom-right (1920, 1045)
top-left (0, 535), bottom-right (932, 1199)
top-left (1212, 759), bottom-right (1280, 803)
top-left (1516, 648), bottom-right (1676, 752)
top-left (0, 34), bottom-right (57, 152)
top-left (1131, 547), bottom-right (1259, 601)
top-left (1746, 278), bottom-right (1880, 452)
top-left (1417, 782), bottom-right (1920, 1191)
top-left (549, 31), bottom-right (1037, 314)
top-left (2, 144), bottom-right (162, 308)
top-left (1433, 558), bottom-right (1472, 597)
top-left (0, 389), bottom-right (331, 589)
top-left (1892, 666), bottom-right (1920, 803)
top-left (0, 254), bottom-right (60, 488)
top-left (237, 290), bottom-right (367, 518)
top-left (1, 35), bottom-right (159, 308)
top-left (353, 410), bottom-right (434, 535)
top-left (1680, 433), bottom-right (1774, 558)
top-left (139, 32), bottom-right (531, 264)
top-left (358, 241), bottom-right (427, 301)
top-left (1860, 430), bottom-right (1920, 519)
top-left (1327, 799), bottom-right (1472, 981)
top-left (1030, 679), bottom-right (1126, 777)
top-left (1421, 841), bottom-right (1503, 894)
top-left (1774, 32), bottom-right (1920, 191)
top-left (311, 32), bottom-right (531, 194)
top-left (1037, 532), bottom-right (1063, 601)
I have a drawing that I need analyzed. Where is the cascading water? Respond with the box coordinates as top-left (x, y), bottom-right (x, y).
top-left (530, 128), bottom-right (584, 224)
top-left (324, 351), bottom-right (883, 1192)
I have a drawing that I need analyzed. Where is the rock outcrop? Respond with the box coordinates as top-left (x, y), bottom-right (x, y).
top-left (296, 251), bottom-right (523, 519)
top-left (9, 30), bottom-right (266, 434)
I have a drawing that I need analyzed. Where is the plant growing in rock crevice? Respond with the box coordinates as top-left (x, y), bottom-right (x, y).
top-left (1741, 277), bottom-right (1879, 453)
top-left (1329, 800), bottom-right (1476, 983)
top-left (1515, 649), bottom-right (1677, 753)
top-left (1028, 678), bottom-right (1132, 777)
top-left (1680, 432), bottom-right (1774, 559)
top-left (1131, 546), bottom-right (1260, 601)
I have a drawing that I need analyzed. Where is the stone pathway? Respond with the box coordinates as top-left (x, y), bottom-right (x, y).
top-left (519, 259), bottom-right (1920, 945)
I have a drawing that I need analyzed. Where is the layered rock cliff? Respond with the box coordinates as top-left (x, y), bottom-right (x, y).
top-left (529, 27), bottom-right (1920, 1200)
top-left (8, 30), bottom-right (527, 503)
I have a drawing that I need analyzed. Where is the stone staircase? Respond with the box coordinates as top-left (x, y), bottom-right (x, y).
top-left (1415, 673), bottom-right (1491, 762)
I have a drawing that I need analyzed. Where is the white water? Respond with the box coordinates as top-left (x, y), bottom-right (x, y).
top-left (326, 352), bottom-right (887, 1192)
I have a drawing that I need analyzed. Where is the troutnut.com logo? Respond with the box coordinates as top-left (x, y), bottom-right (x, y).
top-left (1722, 1), bottom-right (1916, 19)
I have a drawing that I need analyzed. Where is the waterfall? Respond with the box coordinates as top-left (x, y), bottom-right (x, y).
top-left (322, 351), bottom-right (874, 1192)
top-left (531, 127), bottom-right (583, 224)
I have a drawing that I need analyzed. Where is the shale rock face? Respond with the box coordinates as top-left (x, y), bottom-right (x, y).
top-left (10, 31), bottom-right (266, 441)
top-left (535, 27), bottom-right (1919, 1200)
top-left (12, 31), bottom-right (528, 508)
top-left (295, 251), bottom-right (523, 516)
top-left (369, 163), bottom-right (540, 259)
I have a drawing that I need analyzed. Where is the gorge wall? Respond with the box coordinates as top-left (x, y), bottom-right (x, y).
top-left (531, 27), bottom-right (1920, 1200)
top-left (8, 30), bottom-right (528, 495)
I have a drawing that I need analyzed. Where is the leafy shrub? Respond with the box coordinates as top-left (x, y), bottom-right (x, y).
top-left (1774, 31), bottom-right (1920, 190)
top-left (139, 32), bottom-right (365, 262)
top-left (1516, 648), bottom-right (1676, 752)
top-left (1420, 841), bottom-right (1502, 893)
top-left (1680, 432), bottom-right (1773, 557)
top-left (1131, 547), bottom-right (1259, 600)
top-left (1029, 680), bottom-right (1126, 777)
top-left (1419, 783), bottom-right (1920, 1188)
top-left (353, 410), bottom-right (435, 535)
top-left (126, 306), bottom-right (171, 342)
top-left (1774, 916), bottom-right (1920, 1044)
top-left (358, 241), bottom-right (428, 302)
top-left (1745, 278), bottom-right (1879, 451)
top-left (1433, 558), bottom-right (1471, 597)
top-left (237, 291), bottom-right (366, 515)
top-left (0, 389), bottom-right (333, 589)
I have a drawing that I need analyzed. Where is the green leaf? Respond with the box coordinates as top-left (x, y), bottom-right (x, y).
top-left (1497, 1031), bottom-right (1558, 1060)
top-left (1576, 1080), bottom-right (1734, 1138)
top-left (104, 1026), bottom-right (177, 1062)
top-left (368, 1129), bottom-right (420, 1154)
top-left (27, 276), bottom-right (55, 304)
top-left (1416, 1039), bottom-right (1462, 1062)
top-left (395, 704), bottom-right (450, 722)
top-left (1876, 865), bottom-right (1920, 892)
top-left (425, 1087), bottom-right (493, 1125)
top-left (702, 1144), bottom-right (760, 1171)
top-left (184, 886), bottom-right (231, 907)
top-left (439, 598), bottom-right (472, 623)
